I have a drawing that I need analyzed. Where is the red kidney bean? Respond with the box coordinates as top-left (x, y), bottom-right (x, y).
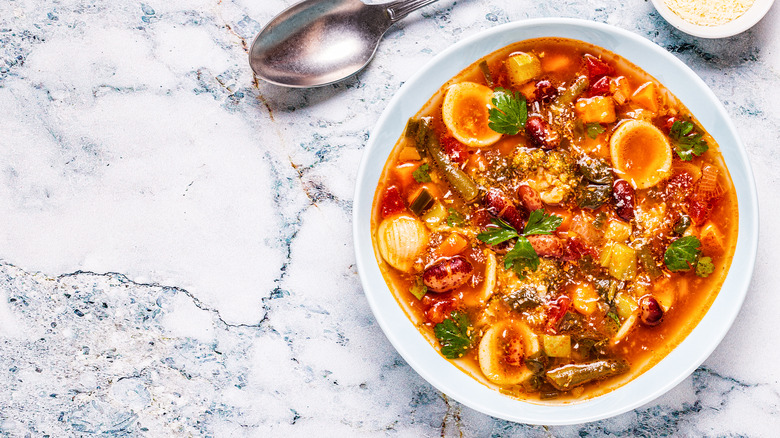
top-left (484, 188), bottom-right (526, 231)
top-left (517, 185), bottom-right (543, 212)
top-left (534, 80), bottom-right (558, 104)
top-left (423, 256), bottom-right (474, 293)
top-left (613, 179), bottom-right (635, 222)
top-left (526, 116), bottom-right (560, 150)
top-left (526, 235), bottom-right (564, 258)
top-left (639, 295), bottom-right (664, 326)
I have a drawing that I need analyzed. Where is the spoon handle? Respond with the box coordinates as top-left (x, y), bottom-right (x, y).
top-left (385, 0), bottom-right (440, 23)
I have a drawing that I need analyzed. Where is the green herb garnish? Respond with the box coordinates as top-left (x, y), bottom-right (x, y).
top-left (409, 277), bottom-right (427, 300)
top-left (695, 256), bottom-right (715, 278)
top-left (664, 236), bottom-right (702, 272)
top-left (670, 120), bottom-right (708, 161)
top-left (523, 209), bottom-right (564, 236)
top-left (445, 208), bottom-right (465, 227)
top-left (585, 123), bottom-right (606, 139)
top-left (476, 218), bottom-right (518, 245)
top-left (504, 236), bottom-right (540, 279)
top-left (412, 163), bottom-right (431, 183)
top-left (488, 88), bottom-right (528, 135)
top-left (476, 212), bottom-right (563, 278)
top-left (606, 311), bottom-right (620, 325)
top-left (434, 311), bottom-right (473, 359)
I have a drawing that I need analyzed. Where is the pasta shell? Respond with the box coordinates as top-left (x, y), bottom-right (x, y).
top-left (442, 82), bottom-right (503, 147)
top-left (376, 215), bottom-right (429, 272)
top-left (478, 320), bottom-right (534, 385)
top-left (610, 120), bottom-right (672, 189)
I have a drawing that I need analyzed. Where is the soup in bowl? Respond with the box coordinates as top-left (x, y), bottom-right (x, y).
top-left (353, 19), bottom-right (757, 424)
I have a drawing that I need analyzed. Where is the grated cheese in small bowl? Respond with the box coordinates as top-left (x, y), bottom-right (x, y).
top-left (665, 0), bottom-right (755, 26)
top-left (651, 0), bottom-right (774, 37)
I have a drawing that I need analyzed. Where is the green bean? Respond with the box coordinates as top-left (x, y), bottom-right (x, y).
top-left (637, 244), bottom-right (663, 279)
top-left (417, 120), bottom-right (480, 203)
top-left (554, 76), bottom-right (589, 107)
top-left (478, 60), bottom-right (494, 87)
top-left (404, 117), bottom-right (420, 139)
top-left (409, 188), bottom-right (434, 216)
top-left (545, 359), bottom-right (630, 391)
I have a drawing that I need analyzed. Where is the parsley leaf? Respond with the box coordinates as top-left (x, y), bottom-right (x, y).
top-left (445, 208), bottom-right (465, 227)
top-left (488, 88), bottom-right (527, 135)
top-left (664, 236), bottom-right (702, 272)
top-left (670, 120), bottom-right (709, 161)
top-left (523, 209), bottom-right (564, 236)
top-left (585, 123), bottom-right (606, 139)
top-left (409, 277), bottom-right (427, 300)
top-left (476, 218), bottom-right (519, 245)
top-left (412, 163), bottom-right (431, 183)
top-left (434, 311), bottom-right (473, 359)
top-left (696, 256), bottom-right (715, 278)
top-left (504, 236), bottom-right (539, 279)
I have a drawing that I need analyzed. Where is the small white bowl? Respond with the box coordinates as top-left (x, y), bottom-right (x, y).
top-left (651, 0), bottom-right (775, 38)
top-left (353, 18), bottom-right (759, 424)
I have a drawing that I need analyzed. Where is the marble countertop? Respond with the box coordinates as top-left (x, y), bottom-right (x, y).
top-left (0, 0), bottom-right (778, 435)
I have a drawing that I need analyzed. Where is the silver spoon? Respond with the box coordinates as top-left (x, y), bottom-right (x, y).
top-left (249, 0), bottom-right (439, 88)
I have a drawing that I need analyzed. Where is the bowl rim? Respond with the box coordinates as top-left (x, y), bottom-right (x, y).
top-left (353, 18), bottom-right (759, 424)
top-left (650, 0), bottom-right (776, 38)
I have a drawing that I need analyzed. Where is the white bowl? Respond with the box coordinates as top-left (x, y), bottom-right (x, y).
top-left (651, 0), bottom-right (775, 38)
top-left (353, 18), bottom-right (759, 424)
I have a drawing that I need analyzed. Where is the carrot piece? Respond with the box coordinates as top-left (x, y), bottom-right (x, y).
top-left (393, 162), bottom-right (419, 192)
top-left (671, 161), bottom-right (702, 183)
top-left (631, 82), bottom-right (658, 112)
top-left (434, 233), bottom-right (469, 258)
top-left (699, 222), bottom-right (726, 255)
top-left (574, 96), bottom-right (616, 124)
top-left (541, 54), bottom-right (571, 73)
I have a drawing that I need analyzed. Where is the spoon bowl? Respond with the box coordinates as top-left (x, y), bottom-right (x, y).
top-left (249, 0), bottom-right (439, 88)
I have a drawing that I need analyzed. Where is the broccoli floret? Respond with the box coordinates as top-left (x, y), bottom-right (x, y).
top-left (512, 148), bottom-right (546, 175)
top-left (513, 150), bottom-right (579, 204)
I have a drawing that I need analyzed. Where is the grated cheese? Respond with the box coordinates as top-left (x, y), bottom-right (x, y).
top-left (665, 0), bottom-right (756, 26)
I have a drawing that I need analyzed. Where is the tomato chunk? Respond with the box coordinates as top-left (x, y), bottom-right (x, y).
top-left (545, 296), bottom-right (571, 334)
top-left (440, 136), bottom-right (469, 165)
top-left (584, 55), bottom-right (614, 80)
top-left (423, 294), bottom-right (461, 324)
top-left (380, 185), bottom-right (406, 218)
top-left (588, 76), bottom-right (611, 97)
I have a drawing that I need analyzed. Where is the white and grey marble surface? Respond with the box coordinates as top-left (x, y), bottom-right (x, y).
top-left (0, 0), bottom-right (778, 435)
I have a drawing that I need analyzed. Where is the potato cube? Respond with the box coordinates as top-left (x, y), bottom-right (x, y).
top-left (604, 241), bottom-right (636, 281)
top-left (506, 52), bottom-right (541, 86)
top-left (631, 82), bottom-right (659, 112)
top-left (575, 96), bottom-right (617, 124)
top-left (605, 219), bottom-right (632, 243)
top-left (542, 334), bottom-right (571, 358)
top-left (614, 292), bottom-right (638, 319)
